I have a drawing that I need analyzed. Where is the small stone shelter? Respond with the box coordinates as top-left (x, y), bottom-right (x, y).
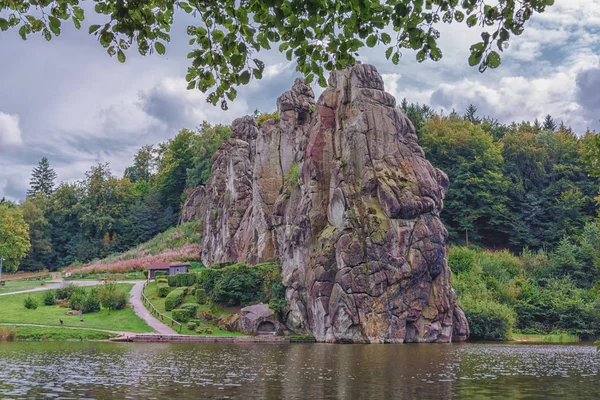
top-left (146, 262), bottom-right (190, 279)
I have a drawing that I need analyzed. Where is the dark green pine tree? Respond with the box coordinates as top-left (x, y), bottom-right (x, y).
top-left (542, 114), bottom-right (557, 132)
top-left (27, 157), bottom-right (57, 197)
top-left (464, 103), bottom-right (481, 124)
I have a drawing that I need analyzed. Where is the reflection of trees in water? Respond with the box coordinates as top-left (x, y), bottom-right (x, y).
top-left (5, 342), bottom-right (597, 399)
top-left (259, 344), bottom-right (457, 399)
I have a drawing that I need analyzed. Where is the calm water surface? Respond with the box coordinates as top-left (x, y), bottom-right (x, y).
top-left (0, 342), bottom-right (598, 399)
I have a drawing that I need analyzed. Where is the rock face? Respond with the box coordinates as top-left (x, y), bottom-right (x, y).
top-left (182, 63), bottom-right (469, 343)
top-left (238, 304), bottom-right (285, 336)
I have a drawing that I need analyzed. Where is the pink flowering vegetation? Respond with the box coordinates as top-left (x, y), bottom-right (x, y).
top-left (66, 220), bottom-right (202, 274)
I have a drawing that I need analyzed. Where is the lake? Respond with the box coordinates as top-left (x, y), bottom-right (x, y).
top-left (0, 342), bottom-right (598, 399)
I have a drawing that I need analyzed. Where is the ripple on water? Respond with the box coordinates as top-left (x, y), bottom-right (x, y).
top-left (0, 342), bottom-right (598, 399)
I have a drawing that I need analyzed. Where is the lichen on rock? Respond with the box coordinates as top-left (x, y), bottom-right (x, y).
top-left (181, 63), bottom-right (469, 343)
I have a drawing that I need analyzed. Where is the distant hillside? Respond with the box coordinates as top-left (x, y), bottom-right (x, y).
top-left (66, 220), bottom-right (202, 274)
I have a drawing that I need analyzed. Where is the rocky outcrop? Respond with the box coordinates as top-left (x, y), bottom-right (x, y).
top-left (181, 63), bottom-right (469, 343)
top-left (238, 304), bottom-right (285, 336)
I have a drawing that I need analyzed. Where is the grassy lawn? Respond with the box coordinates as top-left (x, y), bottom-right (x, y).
top-left (0, 284), bottom-right (154, 333)
top-left (512, 333), bottom-right (580, 343)
top-left (144, 281), bottom-right (246, 336)
top-left (0, 326), bottom-right (117, 341)
top-left (65, 272), bottom-right (146, 281)
top-left (0, 280), bottom-right (50, 295)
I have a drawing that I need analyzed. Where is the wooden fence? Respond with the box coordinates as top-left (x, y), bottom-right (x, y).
top-left (141, 281), bottom-right (183, 333)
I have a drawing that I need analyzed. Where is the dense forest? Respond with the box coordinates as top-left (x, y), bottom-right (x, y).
top-left (2, 100), bottom-right (600, 339)
top-left (400, 101), bottom-right (600, 339)
top-left (0, 122), bottom-right (230, 272)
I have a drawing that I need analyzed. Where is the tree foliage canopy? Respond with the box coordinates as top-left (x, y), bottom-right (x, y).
top-left (0, 202), bottom-right (30, 272)
top-left (0, 0), bottom-right (554, 108)
top-left (27, 157), bottom-right (56, 197)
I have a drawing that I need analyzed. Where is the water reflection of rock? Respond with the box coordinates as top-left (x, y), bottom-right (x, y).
top-left (258, 344), bottom-right (457, 399)
top-left (2, 342), bottom-right (599, 399)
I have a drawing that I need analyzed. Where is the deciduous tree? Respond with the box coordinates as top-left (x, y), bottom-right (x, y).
top-left (0, 0), bottom-right (554, 108)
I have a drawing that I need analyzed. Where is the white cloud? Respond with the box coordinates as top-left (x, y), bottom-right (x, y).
top-left (139, 77), bottom-right (250, 128)
top-left (0, 112), bottom-right (23, 149)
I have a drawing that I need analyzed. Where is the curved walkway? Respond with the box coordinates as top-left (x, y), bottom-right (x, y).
top-left (129, 281), bottom-right (178, 335)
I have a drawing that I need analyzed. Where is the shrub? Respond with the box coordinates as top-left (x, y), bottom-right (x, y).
top-left (187, 322), bottom-right (198, 331)
top-left (165, 288), bottom-right (186, 311)
top-left (24, 295), bottom-right (38, 310)
top-left (172, 308), bottom-right (192, 323)
top-left (448, 246), bottom-right (476, 274)
top-left (168, 272), bottom-right (197, 287)
top-left (477, 249), bottom-right (522, 282)
top-left (56, 284), bottom-right (85, 300)
top-left (284, 163), bottom-right (299, 184)
top-left (42, 290), bottom-right (57, 306)
top-left (461, 296), bottom-right (516, 340)
top-left (195, 287), bottom-right (207, 304)
top-left (181, 303), bottom-right (199, 316)
top-left (158, 282), bottom-right (172, 297)
top-left (81, 289), bottom-right (101, 313)
top-left (70, 292), bottom-right (86, 311)
top-left (198, 262), bottom-right (283, 306)
top-left (157, 277), bottom-right (168, 284)
top-left (155, 271), bottom-right (168, 278)
top-left (256, 111), bottom-right (279, 128)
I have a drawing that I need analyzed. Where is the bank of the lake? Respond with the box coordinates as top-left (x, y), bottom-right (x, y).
top-left (0, 341), bottom-right (598, 399)
top-left (0, 326), bottom-right (117, 341)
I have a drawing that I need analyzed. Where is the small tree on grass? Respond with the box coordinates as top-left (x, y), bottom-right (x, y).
top-left (24, 295), bottom-right (38, 310)
top-left (98, 278), bottom-right (128, 314)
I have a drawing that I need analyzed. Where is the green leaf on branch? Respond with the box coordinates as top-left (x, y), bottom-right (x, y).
top-left (239, 70), bottom-right (250, 84)
top-left (155, 42), bottom-right (166, 55)
top-left (366, 34), bottom-right (378, 48)
top-left (486, 51), bottom-right (501, 68)
top-left (117, 49), bottom-right (126, 63)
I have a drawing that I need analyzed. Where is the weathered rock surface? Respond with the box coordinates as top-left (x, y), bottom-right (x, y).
top-left (182, 63), bottom-right (469, 343)
top-left (238, 304), bottom-right (285, 336)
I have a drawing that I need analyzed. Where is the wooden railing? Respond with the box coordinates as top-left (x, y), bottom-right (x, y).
top-left (141, 281), bottom-right (183, 333)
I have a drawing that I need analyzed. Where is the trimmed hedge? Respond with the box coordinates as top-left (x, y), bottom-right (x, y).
top-left (168, 273), bottom-right (197, 287)
top-left (187, 321), bottom-right (198, 331)
top-left (181, 303), bottom-right (199, 316)
top-left (172, 308), bottom-right (192, 323)
top-left (157, 277), bottom-right (168, 284)
top-left (158, 282), bottom-right (172, 297)
top-left (165, 288), bottom-right (186, 311)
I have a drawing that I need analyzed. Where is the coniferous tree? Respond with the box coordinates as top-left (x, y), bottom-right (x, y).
top-left (28, 157), bottom-right (57, 197)
top-left (464, 104), bottom-right (481, 124)
top-left (542, 114), bottom-right (557, 132)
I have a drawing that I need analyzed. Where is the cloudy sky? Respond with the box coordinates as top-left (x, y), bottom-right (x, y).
top-left (1, 2), bottom-right (599, 201)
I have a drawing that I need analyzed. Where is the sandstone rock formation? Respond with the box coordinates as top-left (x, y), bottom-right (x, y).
top-left (238, 304), bottom-right (285, 336)
top-left (181, 63), bottom-right (469, 343)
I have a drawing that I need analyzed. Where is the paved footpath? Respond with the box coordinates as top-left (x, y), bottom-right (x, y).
top-left (129, 281), bottom-right (178, 335)
top-left (0, 280), bottom-right (178, 335)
